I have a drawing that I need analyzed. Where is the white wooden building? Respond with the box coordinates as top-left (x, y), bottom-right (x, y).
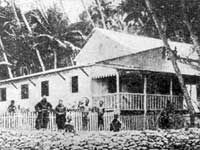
top-left (0, 28), bottom-right (199, 113)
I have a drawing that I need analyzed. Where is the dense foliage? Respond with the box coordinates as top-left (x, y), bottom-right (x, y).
top-left (0, 2), bottom-right (90, 77)
top-left (0, 0), bottom-right (200, 77)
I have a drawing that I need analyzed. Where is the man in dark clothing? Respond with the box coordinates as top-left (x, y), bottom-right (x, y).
top-left (8, 100), bottom-right (17, 113)
top-left (35, 96), bottom-right (52, 129)
top-left (55, 99), bottom-right (66, 130)
top-left (159, 100), bottom-right (175, 129)
top-left (97, 100), bottom-right (105, 130)
top-left (110, 114), bottom-right (121, 132)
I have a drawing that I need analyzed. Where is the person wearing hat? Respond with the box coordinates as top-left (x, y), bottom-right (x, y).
top-left (55, 99), bottom-right (66, 130)
top-left (110, 113), bottom-right (122, 132)
top-left (8, 100), bottom-right (17, 114)
top-left (97, 100), bottom-right (105, 130)
top-left (35, 96), bottom-right (52, 129)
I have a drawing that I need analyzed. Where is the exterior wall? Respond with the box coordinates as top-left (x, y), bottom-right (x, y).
top-left (0, 67), bottom-right (92, 113)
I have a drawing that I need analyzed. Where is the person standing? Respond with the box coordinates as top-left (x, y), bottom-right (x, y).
top-left (8, 100), bottom-right (17, 113)
top-left (35, 96), bottom-right (52, 129)
top-left (55, 99), bottom-right (66, 130)
top-left (81, 97), bottom-right (90, 131)
top-left (97, 100), bottom-right (105, 130)
top-left (7, 100), bottom-right (17, 128)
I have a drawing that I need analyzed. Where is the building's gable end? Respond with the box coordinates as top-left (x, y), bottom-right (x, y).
top-left (75, 29), bottom-right (133, 65)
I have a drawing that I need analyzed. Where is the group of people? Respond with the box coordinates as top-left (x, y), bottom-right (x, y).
top-left (7, 96), bottom-right (122, 132)
top-left (34, 96), bottom-right (75, 132)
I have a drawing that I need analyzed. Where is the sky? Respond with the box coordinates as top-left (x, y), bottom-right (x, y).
top-left (15, 0), bottom-right (95, 22)
top-left (0, 0), bottom-right (122, 23)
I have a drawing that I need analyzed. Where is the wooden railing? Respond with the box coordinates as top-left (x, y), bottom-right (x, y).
top-left (119, 93), bottom-right (144, 110)
top-left (0, 111), bottom-right (158, 131)
top-left (92, 93), bottom-right (184, 111)
top-left (92, 93), bottom-right (118, 110)
top-left (147, 94), bottom-right (183, 110)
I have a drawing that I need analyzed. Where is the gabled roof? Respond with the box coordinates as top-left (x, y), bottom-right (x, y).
top-left (75, 28), bottom-right (198, 65)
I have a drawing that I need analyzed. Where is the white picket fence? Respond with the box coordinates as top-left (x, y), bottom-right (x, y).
top-left (0, 111), bottom-right (157, 131)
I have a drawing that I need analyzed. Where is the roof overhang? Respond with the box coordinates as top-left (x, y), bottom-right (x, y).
top-left (95, 62), bottom-right (200, 77)
top-left (91, 65), bottom-right (117, 79)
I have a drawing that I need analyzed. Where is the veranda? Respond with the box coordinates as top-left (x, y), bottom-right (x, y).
top-left (91, 69), bottom-right (190, 113)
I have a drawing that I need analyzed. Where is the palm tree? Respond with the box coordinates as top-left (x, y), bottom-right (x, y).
top-left (0, 4), bottom-right (16, 78)
top-left (79, 0), bottom-right (127, 31)
top-left (26, 6), bottom-right (85, 69)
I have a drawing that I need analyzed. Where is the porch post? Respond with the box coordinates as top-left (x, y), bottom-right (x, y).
top-left (143, 75), bottom-right (147, 130)
top-left (170, 78), bottom-right (173, 96)
top-left (90, 75), bottom-right (94, 107)
top-left (116, 70), bottom-right (120, 113)
top-left (170, 78), bottom-right (173, 105)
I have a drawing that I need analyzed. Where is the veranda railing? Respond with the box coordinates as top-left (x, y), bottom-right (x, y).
top-left (92, 93), bottom-right (184, 111)
top-left (0, 111), bottom-right (158, 131)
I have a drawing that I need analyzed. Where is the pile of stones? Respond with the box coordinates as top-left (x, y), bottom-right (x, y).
top-left (0, 128), bottom-right (200, 149)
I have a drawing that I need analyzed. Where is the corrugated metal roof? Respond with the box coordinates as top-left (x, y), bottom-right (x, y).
top-left (91, 65), bottom-right (117, 78)
top-left (75, 28), bottom-right (198, 65)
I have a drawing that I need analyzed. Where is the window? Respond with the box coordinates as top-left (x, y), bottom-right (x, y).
top-left (72, 76), bottom-right (78, 93)
top-left (0, 88), bottom-right (6, 101)
top-left (41, 81), bottom-right (49, 96)
top-left (21, 84), bottom-right (29, 99)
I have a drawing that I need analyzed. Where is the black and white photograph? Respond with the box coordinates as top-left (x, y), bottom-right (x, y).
top-left (0, 0), bottom-right (199, 149)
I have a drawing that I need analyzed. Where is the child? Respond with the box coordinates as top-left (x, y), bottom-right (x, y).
top-left (97, 100), bottom-right (105, 130)
top-left (64, 116), bottom-right (75, 133)
top-left (110, 114), bottom-right (122, 132)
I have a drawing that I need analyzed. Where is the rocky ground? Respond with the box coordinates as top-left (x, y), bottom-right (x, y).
top-left (0, 128), bottom-right (200, 150)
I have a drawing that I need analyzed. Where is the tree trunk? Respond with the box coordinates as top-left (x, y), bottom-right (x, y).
top-left (59, 0), bottom-right (70, 23)
top-left (35, 48), bottom-right (45, 71)
top-left (81, 0), bottom-right (95, 28)
top-left (11, 0), bottom-right (21, 28)
top-left (35, 0), bottom-right (48, 24)
top-left (20, 9), bottom-right (45, 72)
top-left (53, 49), bottom-right (57, 69)
top-left (20, 10), bottom-right (32, 34)
top-left (95, 0), bottom-right (106, 29)
top-left (0, 36), bottom-right (13, 78)
top-left (145, 0), bottom-right (195, 117)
